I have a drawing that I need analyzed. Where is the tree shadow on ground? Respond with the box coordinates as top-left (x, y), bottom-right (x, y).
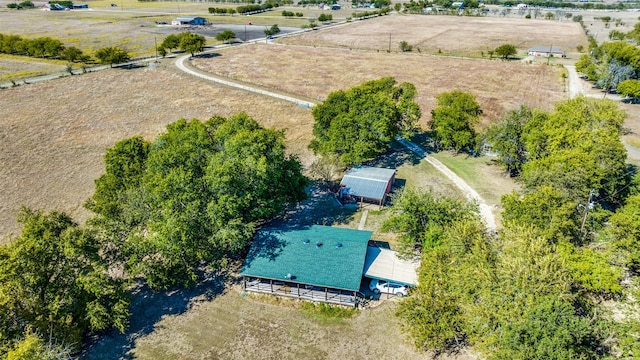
top-left (363, 140), bottom-right (423, 169)
top-left (276, 183), bottom-right (358, 228)
top-left (79, 274), bottom-right (229, 360)
top-left (409, 132), bottom-right (438, 154)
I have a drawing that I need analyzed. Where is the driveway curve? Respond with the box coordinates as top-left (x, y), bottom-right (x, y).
top-left (175, 53), bottom-right (497, 230)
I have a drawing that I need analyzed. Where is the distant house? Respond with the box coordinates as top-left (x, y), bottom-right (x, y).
top-left (241, 225), bottom-right (372, 307)
top-left (72, 4), bottom-right (88, 9)
top-left (339, 166), bottom-right (396, 207)
top-left (42, 3), bottom-right (68, 10)
top-left (528, 46), bottom-right (566, 58)
top-left (171, 16), bottom-right (207, 26)
top-left (330, 4), bottom-right (341, 10)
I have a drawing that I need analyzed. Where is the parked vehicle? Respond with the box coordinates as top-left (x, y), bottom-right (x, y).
top-left (369, 279), bottom-right (408, 297)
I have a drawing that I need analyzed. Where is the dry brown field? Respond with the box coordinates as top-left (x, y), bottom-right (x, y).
top-left (192, 41), bottom-right (567, 125)
top-left (0, 64), bottom-right (315, 241)
top-left (0, 56), bottom-right (67, 80)
top-left (280, 15), bottom-right (587, 56)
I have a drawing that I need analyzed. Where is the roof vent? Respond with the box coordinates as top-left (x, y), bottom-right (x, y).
top-left (285, 273), bottom-right (292, 279)
top-left (316, 242), bottom-right (323, 248)
top-left (336, 242), bottom-right (342, 248)
top-left (303, 238), bottom-right (310, 244)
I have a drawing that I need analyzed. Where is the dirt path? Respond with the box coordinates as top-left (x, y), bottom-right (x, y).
top-left (565, 65), bottom-right (588, 99)
top-left (396, 137), bottom-right (497, 231)
top-left (175, 52), bottom-right (498, 230)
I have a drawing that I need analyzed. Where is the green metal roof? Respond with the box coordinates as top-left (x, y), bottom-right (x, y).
top-left (240, 225), bottom-right (372, 291)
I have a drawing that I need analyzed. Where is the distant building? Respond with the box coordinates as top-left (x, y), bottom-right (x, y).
top-left (528, 46), bottom-right (566, 58)
top-left (42, 3), bottom-right (68, 10)
top-left (339, 166), bottom-right (396, 208)
top-left (171, 16), bottom-right (207, 26)
top-left (330, 4), bottom-right (341, 10)
top-left (72, 4), bottom-right (88, 9)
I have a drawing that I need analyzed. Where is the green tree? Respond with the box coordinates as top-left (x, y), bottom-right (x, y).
top-left (4, 328), bottom-right (72, 360)
top-left (382, 188), bottom-right (479, 254)
top-left (428, 90), bottom-right (482, 152)
top-left (0, 208), bottom-right (130, 349)
top-left (501, 186), bottom-right (580, 243)
top-left (617, 79), bottom-right (640, 100)
top-left (61, 46), bottom-right (88, 63)
top-left (494, 43), bottom-right (517, 59)
top-left (160, 33), bottom-right (180, 53)
top-left (215, 30), bottom-right (236, 45)
top-left (94, 46), bottom-right (130, 67)
top-left (180, 32), bottom-right (206, 55)
top-left (485, 105), bottom-right (538, 176)
top-left (318, 13), bottom-right (332, 21)
top-left (309, 77), bottom-right (421, 165)
top-left (264, 24), bottom-right (281, 36)
top-left (608, 192), bottom-right (640, 270)
top-left (520, 96), bottom-right (628, 203)
top-left (88, 114), bottom-right (308, 289)
top-left (596, 59), bottom-right (634, 95)
top-left (399, 40), bottom-right (412, 52)
top-left (575, 53), bottom-right (599, 81)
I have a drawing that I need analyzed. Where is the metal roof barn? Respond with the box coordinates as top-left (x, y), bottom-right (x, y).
top-left (241, 225), bottom-right (372, 307)
top-left (339, 167), bottom-right (396, 208)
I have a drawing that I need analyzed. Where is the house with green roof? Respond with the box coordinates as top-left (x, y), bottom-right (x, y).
top-left (241, 225), bottom-right (372, 307)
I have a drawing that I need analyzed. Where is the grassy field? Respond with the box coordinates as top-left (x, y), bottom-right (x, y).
top-left (191, 41), bottom-right (566, 124)
top-left (0, 55), bottom-right (69, 80)
top-left (0, 63), bottom-right (316, 241)
top-left (282, 14), bottom-right (587, 57)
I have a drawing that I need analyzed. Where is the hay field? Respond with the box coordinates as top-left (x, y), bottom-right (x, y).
top-left (191, 42), bottom-right (566, 125)
top-left (280, 15), bottom-right (587, 56)
top-left (0, 64), bottom-right (315, 241)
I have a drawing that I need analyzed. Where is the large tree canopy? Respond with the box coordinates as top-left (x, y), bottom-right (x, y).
top-left (0, 208), bottom-right (129, 352)
top-left (309, 77), bottom-right (421, 165)
top-left (429, 90), bottom-right (482, 152)
top-left (87, 113), bottom-right (308, 289)
top-left (520, 96), bottom-right (627, 203)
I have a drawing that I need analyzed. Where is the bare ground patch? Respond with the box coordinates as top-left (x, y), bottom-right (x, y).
top-left (0, 63), bottom-right (315, 241)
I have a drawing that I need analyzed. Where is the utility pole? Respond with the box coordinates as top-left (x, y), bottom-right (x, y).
top-left (579, 189), bottom-right (597, 239)
top-left (546, 43), bottom-right (553, 65)
top-left (388, 33), bottom-right (391, 53)
top-left (154, 37), bottom-right (158, 62)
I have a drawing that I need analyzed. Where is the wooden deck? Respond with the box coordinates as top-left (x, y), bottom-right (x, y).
top-left (243, 277), bottom-right (361, 307)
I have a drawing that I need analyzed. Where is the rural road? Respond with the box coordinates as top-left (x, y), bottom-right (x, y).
top-left (175, 51), bottom-right (498, 230)
top-left (565, 65), bottom-right (587, 99)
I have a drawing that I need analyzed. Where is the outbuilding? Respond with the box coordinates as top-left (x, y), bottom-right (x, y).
top-left (339, 166), bottom-right (396, 208)
top-left (527, 46), bottom-right (566, 58)
top-left (171, 16), bottom-right (207, 26)
top-left (241, 225), bottom-right (372, 307)
top-left (363, 246), bottom-right (419, 287)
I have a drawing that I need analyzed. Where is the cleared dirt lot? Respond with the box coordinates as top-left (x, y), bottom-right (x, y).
top-left (192, 41), bottom-right (566, 125)
top-left (0, 64), bottom-right (315, 241)
top-left (281, 15), bottom-right (587, 56)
